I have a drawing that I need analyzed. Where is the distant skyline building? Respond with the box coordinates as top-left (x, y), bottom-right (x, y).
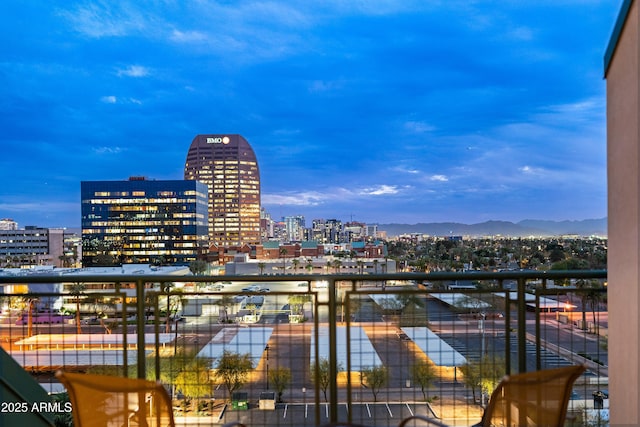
top-left (0, 219), bottom-right (18, 230)
top-left (81, 177), bottom-right (209, 266)
top-left (311, 219), bottom-right (343, 244)
top-left (184, 134), bottom-right (261, 247)
top-left (284, 215), bottom-right (305, 242)
top-left (0, 226), bottom-right (64, 267)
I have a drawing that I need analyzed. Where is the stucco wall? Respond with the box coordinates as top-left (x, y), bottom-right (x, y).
top-left (606, 0), bottom-right (640, 424)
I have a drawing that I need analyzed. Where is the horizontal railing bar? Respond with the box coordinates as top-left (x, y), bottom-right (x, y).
top-left (0, 270), bottom-right (607, 284)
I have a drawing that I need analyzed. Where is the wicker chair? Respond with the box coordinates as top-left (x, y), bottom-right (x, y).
top-left (398, 365), bottom-right (586, 427)
top-left (56, 370), bottom-right (175, 427)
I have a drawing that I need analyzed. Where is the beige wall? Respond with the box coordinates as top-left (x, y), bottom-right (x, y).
top-left (606, 1), bottom-right (640, 424)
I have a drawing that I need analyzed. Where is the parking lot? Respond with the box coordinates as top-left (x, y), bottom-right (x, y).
top-left (218, 402), bottom-right (443, 427)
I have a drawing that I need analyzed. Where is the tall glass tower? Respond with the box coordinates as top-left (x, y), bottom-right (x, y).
top-left (184, 134), bottom-right (261, 247)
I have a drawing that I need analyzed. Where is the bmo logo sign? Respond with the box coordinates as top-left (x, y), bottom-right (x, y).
top-left (206, 136), bottom-right (230, 144)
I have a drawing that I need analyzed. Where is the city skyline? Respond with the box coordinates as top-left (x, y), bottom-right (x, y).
top-left (0, 1), bottom-right (617, 228)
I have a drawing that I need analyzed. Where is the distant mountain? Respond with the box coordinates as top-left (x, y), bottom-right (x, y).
top-left (516, 218), bottom-right (607, 236)
top-left (377, 218), bottom-right (607, 237)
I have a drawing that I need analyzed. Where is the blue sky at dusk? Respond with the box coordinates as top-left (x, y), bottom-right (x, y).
top-left (0, 1), bottom-right (618, 228)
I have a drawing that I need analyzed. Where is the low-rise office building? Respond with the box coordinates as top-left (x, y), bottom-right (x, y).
top-left (0, 226), bottom-right (65, 267)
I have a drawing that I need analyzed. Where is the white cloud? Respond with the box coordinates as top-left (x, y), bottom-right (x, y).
top-left (309, 79), bottom-right (346, 93)
top-left (93, 146), bottom-right (124, 155)
top-left (101, 96), bottom-right (117, 104)
top-left (430, 175), bottom-right (449, 182)
top-left (99, 96), bottom-right (142, 105)
top-left (262, 191), bottom-right (326, 206)
top-left (404, 120), bottom-right (436, 133)
top-left (59, 2), bottom-right (149, 38)
top-left (360, 185), bottom-right (400, 196)
top-left (117, 65), bottom-right (150, 77)
top-left (170, 29), bottom-right (208, 43)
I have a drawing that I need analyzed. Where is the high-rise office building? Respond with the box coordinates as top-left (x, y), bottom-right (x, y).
top-left (184, 134), bottom-right (261, 247)
top-left (81, 177), bottom-right (209, 266)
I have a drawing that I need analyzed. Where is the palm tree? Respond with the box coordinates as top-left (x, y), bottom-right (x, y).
top-left (585, 280), bottom-right (606, 334)
top-left (356, 260), bottom-right (365, 275)
top-left (279, 248), bottom-right (288, 274)
top-left (215, 295), bottom-right (236, 323)
top-left (160, 282), bottom-right (174, 333)
top-left (305, 259), bottom-right (314, 274)
top-left (258, 262), bottom-right (266, 275)
top-left (24, 296), bottom-right (38, 338)
top-left (292, 258), bottom-right (300, 274)
top-left (332, 259), bottom-right (342, 273)
top-left (70, 282), bottom-right (87, 334)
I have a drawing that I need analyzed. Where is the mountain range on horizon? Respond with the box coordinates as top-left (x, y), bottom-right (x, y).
top-left (60, 218), bottom-right (607, 239)
top-left (376, 218), bottom-right (607, 238)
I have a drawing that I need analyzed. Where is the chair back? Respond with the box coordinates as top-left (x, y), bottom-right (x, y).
top-left (480, 365), bottom-right (585, 427)
top-left (56, 371), bottom-right (175, 427)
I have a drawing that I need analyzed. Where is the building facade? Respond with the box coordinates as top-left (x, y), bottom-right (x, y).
top-left (81, 177), bottom-right (209, 266)
top-left (184, 134), bottom-right (261, 247)
top-left (0, 226), bottom-right (64, 267)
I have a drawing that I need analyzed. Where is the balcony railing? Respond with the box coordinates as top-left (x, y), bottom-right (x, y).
top-left (0, 270), bottom-right (607, 426)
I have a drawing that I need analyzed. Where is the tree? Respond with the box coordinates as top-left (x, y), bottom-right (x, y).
top-left (258, 262), bottom-right (266, 275)
top-left (279, 248), bottom-right (288, 273)
top-left (160, 282), bottom-right (174, 333)
top-left (356, 260), bottom-right (365, 275)
top-left (189, 260), bottom-right (208, 275)
top-left (582, 280), bottom-right (606, 333)
top-left (551, 258), bottom-right (592, 329)
top-left (411, 360), bottom-right (436, 401)
top-left (188, 260), bottom-right (208, 290)
top-left (215, 295), bottom-right (236, 323)
top-left (268, 367), bottom-right (291, 402)
top-left (396, 286), bottom-right (425, 312)
top-left (213, 351), bottom-right (253, 399)
top-left (69, 282), bottom-right (86, 334)
top-left (305, 259), bottom-right (314, 273)
top-left (478, 356), bottom-right (505, 404)
top-left (312, 357), bottom-right (343, 402)
top-left (175, 356), bottom-right (213, 409)
top-left (288, 294), bottom-right (311, 316)
top-left (361, 365), bottom-right (388, 402)
top-left (332, 259), bottom-right (342, 273)
top-left (151, 350), bottom-right (203, 399)
top-left (292, 258), bottom-right (300, 274)
top-left (23, 295), bottom-right (38, 338)
top-left (461, 356), bottom-right (505, 406)
top-left (459, 362), bottom-right (481, 403)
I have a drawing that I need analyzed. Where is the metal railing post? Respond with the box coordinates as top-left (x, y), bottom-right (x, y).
top-left (313, 288), bottom-right (321, 426)
top-left (516, 278), bottom-right (527, 373)
top-left (136, 279), bottom-right (146, 379)
top-left (328, 277), bottom-right (339, 422)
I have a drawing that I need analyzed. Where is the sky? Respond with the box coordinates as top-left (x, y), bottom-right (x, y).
top-left (0, 1), bottom-right (620, 228)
